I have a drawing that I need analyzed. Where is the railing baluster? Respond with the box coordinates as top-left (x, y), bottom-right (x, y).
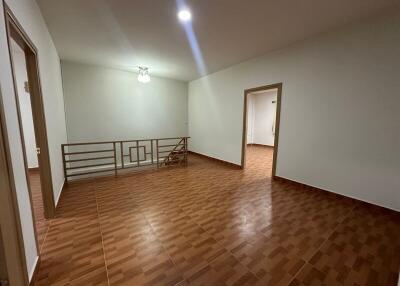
top-left (62, 144), bottom-right (68, 183)
top-left (136, 140), bottom-right (140, 167)
top-left (184, 138), bottom-right (188, 166)
top-left (156, 139), bottom-right (159, 168)
top-left (120, 141), bottom-right (124, 169)
top-left (151, 139), bottom-right (154, 164)
top-left (113, 142), bottom-right (117, 177)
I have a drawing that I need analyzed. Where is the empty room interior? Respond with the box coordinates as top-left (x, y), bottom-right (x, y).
top-left (0, 1), bottom-right (399, 286)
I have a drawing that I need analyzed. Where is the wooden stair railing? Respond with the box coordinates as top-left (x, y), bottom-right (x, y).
top-left (62, 137), bottom-right (189, 182)
top-left (161, 138), bottom-right (187, 166)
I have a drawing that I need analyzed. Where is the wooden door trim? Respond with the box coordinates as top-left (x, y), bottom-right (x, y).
top-left (241, 83), bottom-right (282, 178)
top-left (4, 3), bottom-right (56, 222)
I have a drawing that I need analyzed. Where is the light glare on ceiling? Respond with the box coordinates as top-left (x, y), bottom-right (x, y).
top-left (178, 9), bottom-right (191, 22)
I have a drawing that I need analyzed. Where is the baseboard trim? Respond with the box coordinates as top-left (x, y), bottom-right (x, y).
top-left (29, 256), bottom-right (40, 286)
top-left (247, 143), bottom-right (274, 148)
top-left (274, 175), bottom-right (400, 213)
top-left (274, 176), bottom-right (324, 190)
top-left (188, 151), bottom-right (241, 169)
top-left (55, 179), bottom-right (65, 208)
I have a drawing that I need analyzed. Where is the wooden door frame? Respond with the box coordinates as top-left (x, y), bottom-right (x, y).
top-left (241, 83), bottom-right (282, 178)
top-left (4, 4), bottom-right (55, 221)
top-left (0, 84), bottom-right (28, 285)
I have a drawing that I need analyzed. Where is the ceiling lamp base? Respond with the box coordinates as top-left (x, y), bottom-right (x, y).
top-left (138, 67), bottom-right (151, 83)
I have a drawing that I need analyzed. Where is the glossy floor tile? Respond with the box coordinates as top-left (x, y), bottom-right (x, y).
top-left (35, 146), bottom-right (400, 285)
top-left (29, 170), bottom-right (50, 253)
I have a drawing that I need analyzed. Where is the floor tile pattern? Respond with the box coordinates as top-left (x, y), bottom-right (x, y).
top-left (34, 146), bottom-right (400, 285)
top-left (29, 170), bottom-right (50, 252)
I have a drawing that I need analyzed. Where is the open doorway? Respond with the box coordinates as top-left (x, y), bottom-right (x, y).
top-left (241, 83), bottom-right (282, 178)
top-left (5, 5), bottom-right (55, 254)
top-left (9, 38), bottom-right (50, 249)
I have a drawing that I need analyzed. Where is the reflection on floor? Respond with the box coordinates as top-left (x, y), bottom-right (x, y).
top-left (29, 170), bottom-right (49, 252)
top-left (35, 146), bottom-right (400, 285)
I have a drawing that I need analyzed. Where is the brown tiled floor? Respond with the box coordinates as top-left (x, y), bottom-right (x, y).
top-left (35, 146), bottom-right (400, 285)
top-left (29, 170), bottom-right (50, 253)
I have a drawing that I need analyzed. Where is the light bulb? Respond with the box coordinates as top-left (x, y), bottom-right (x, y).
top-left (178, 10), bottom-right (191, 22)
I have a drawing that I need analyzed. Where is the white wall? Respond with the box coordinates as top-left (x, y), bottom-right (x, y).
top-left (61, 61), bottom-right (188, 142)
top-left (188, 11), bottom-right (400, 211)
top-left (0, 0), bottom-right (67, 280)
top-left (247, 90), bottom-right (277, 146)
top-left (11, 40), bottom-right (38, 169)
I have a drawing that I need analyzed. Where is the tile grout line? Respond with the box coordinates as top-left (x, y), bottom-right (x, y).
top-left (35, 175), bottom-right (56, 258)
top-left (134, 167), bottom-right (351, 284)
top-left (93, 187), bottom-right (111, 286)
top-left (129, 172), bottom-right (190, 286)
top-left (39, 189), bottom-right (111, 286)
top-left (142, 209), bottom-right (190, 286)
top-left (287, 203), bottom-right (358, 285)
top-left (32, 211), bottom-right (52, 285)
top-left (176, 206), bottom-right (263, 283)
top-left (56, 188), bottom-right (112, 286)
top-left (181, 185), bottom-right (283, 281)
top-left (175, 183), bottom-right (273, 281)
top-left (38, 217), bottom-right (51, 254)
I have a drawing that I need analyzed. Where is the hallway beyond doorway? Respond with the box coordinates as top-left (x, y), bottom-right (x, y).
top-left (245, 145), bottom-right (274, 178)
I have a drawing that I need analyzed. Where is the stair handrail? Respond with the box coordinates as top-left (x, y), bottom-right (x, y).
top-left (61, 136), bottom-right (189, 182)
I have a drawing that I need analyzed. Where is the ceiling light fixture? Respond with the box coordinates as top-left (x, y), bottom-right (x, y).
top-left (137, 67), bottom-right (150, 83)
top-left (178, 9), bottom-right (191, 22)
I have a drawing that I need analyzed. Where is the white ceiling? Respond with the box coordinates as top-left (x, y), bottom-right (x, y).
top-left (36, 0), bottom-right (399, 82)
